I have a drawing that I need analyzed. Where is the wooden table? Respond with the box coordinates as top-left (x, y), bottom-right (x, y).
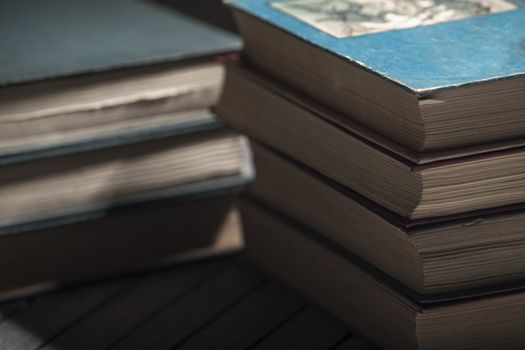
top-left (0, 256), bottom-right (373, 350)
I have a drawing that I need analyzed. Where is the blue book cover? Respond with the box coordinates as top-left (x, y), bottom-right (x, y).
top-left (0, 0), bottom-right (241, 86)
top-left (227, 0), bottom-right (525, 93)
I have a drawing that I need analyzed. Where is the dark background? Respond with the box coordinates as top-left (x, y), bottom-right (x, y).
top-left (157, 0), bottom-right (239, 33)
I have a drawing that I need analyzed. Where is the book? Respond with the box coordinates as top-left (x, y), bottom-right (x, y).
top-left (0, 0), bottom-right (254, 299)
top-left (1, 0), bottom-right (240, 85)
top-left (0, 119), bottom-right (253, 300)
top-left (0, 110), bottom-right (253, 301)
top-left (227, 0), bottom-right (525, 152)
top-left (0, 190), bottom-right (243, 301)
top-left (249, 141), bottom-right (525, 296)
top-left (0, 0), bottom-right (241, 156)
top-left (217, 64), bottom-right (525, 219)
top-left (0, 121), bottom-right (253, 231)
top-left (241, 197), bottom-right (525, 350)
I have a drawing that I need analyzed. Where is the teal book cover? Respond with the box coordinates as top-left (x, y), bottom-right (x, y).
top-left (0, 112), bottom-right (224, 166)
top-left (227, 0), bottom-right (525, 93)
top-left (0, 0), bottom-right (241, 85)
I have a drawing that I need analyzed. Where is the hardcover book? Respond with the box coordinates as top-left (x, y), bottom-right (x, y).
top-left (0, 117), bottom-right (254, 300)
top-left (0, 0), bottom-right (252, 300)
top-left (0, 124), bottom-right (253, 232)
top-left (227, 0), bottom-right (525, 152)
top-left (0, 0), bottom-right (241, 157)
top-left (218, 64), bottom-right (525, 219)
top-left (249, 141), bottom-right (525, 296)
top-left (0, 0), bottom-right (240, 85)
top-left (241, 198), bottom-right (525, 350)
top-left (0, 191), bottom-right (245, 301)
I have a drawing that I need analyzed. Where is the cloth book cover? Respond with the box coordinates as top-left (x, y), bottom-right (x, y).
top-left (0, 0), bottom-right (241, 86)
top-left (227, 0), bottom-right (525, 94)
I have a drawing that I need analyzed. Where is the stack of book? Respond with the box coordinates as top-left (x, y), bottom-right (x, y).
top-left (0, 0), bottom-right (253, 299)
top-left (218, 1), bottom-right (525, 349)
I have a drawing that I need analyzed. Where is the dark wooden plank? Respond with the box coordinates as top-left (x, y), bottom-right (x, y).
top-left (40, 262), bottom-right (221, 350)
top-left (0, 300), bottom-right (29, 324)
top-left (0, 279), bottom-right (129, 350)
top-left (174, 284), bottom-right (304, 350)
top-left (251, 307), bottom-right (348, 350)
top-left (109, 263), bottom-right (262, 350)
top-left (334, 336), bottom-right (376, 350)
